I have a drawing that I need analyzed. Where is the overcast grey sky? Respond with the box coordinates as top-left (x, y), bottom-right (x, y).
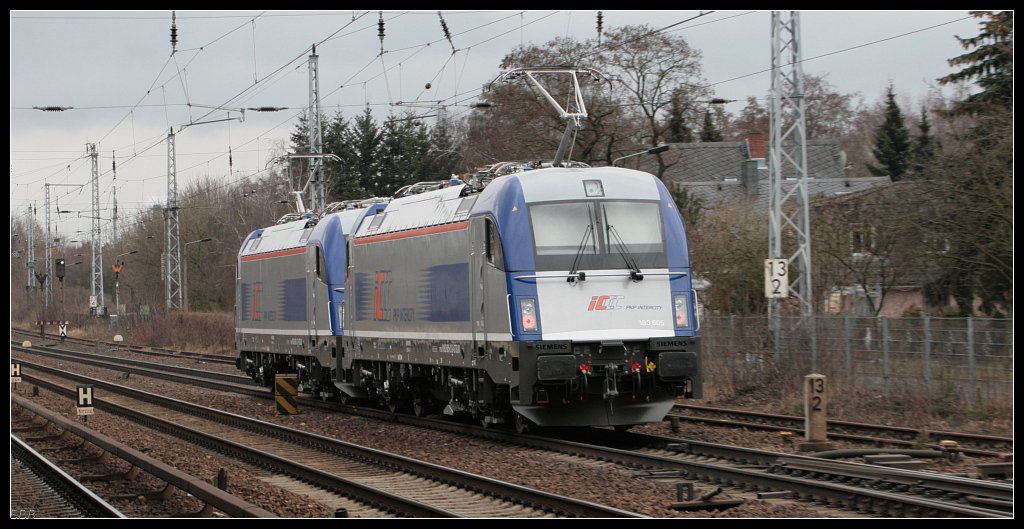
top-left (10, 10), bottom-right (983, 239)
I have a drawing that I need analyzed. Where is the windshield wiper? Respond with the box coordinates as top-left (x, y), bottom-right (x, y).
top-left (567, 224), bottom-right (593, 283)
top-left (607, 224), bottom-right (644, 281)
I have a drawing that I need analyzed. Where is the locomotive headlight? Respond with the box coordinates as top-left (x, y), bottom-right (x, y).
top-left (673, 294), bottom-right (689, 328)
top-left (519, 298), bottom-right (538, 332)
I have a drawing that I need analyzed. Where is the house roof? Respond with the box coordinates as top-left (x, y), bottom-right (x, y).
top-left (642, 138), bottom-right (850, 184)
top-left (677, 175), bottom-right (895, 211)
top-left (803, 139), bottom-right (847, 180)
top-left (634, 141), bottom-right (749, 182)
top-left (647, 137), bottom-right (888, 209)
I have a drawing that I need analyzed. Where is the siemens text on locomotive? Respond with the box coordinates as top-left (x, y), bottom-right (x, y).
top-left (236, 164), bottom-right (701, 432)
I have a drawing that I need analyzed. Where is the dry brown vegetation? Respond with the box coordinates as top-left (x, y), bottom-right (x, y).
top-left (698, 316), bottom-right (1013, 435)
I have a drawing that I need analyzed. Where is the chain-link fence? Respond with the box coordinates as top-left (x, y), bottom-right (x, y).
top-left (700, 315), bottom-right (1013, 414)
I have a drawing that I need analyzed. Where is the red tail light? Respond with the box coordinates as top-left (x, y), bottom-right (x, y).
top-left (673, 294), bottom-right (689, 328)
top-left (519, 298), bottom-right (538, 332)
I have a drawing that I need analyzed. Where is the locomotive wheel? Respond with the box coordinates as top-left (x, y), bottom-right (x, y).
top-left (480, 416), bottom-right (494, 429)
top-left (338, 393), bottom-right (351, 406)
top-left (412, 398), bottom-right (429, 417)
top-left (388, 399), bottom-right (400, 413)
top-left (513, 412), bottom-right (532, 434)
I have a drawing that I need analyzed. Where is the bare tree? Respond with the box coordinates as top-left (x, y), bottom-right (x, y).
top-left (688, 201), bottom-right (769, 315)
top-left (601, 25), bottom-right (711, 178)
top-left (723, 74), bottom-right (862, 140)
top-left (810, 184), bottom-right (936, 316)
top-left (465, 25), bottom-right (710, 177)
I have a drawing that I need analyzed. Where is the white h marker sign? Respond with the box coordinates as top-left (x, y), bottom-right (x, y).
top-left (77, 384), bottom-right (95, 416)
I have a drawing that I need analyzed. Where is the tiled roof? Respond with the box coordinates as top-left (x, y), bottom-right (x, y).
top-left (634, 142), bottom-right (749, 182)
top-left (804, 139), bottom-right (846, 180)
top-left (677, 174), bottom-right (894, 211)
top-left (648, 138), bottom-right (848, 185)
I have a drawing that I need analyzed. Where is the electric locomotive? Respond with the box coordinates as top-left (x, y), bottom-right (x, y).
top-left (235, 202), bottom-right (386, 396)
top-left (338, 165), bottom-right (701, 432)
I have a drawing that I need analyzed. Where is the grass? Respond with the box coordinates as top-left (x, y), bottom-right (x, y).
top-left (701, 350), bottom-right (1013, 436)
top-left (11, 305), bottom-right (234, 356)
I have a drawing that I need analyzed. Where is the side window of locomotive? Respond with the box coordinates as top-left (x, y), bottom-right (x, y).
top-left (367, 213), bottom-right (387, 233)
top-left (486, 218), bottom-right (504, 270)
top-left (316, 246), bottom-right (327, 283)
top-left (455, 196), bottom-right (477, 220)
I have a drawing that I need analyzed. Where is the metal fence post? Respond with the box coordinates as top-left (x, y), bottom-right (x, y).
top-left (844, 314), bottom-right (852, 380)
top-left (966, 316), bottom-right (975, 408)
top-left (881, 317), bottom-right (890, 393)
top-left (729, 315), bottom-right (737, 387)
top-left (923, 315), bottom-right (931, 390)
top-left (772, 315), bottom-right (781, 363)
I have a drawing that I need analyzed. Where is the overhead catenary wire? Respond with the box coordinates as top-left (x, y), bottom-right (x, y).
top-left (31, 12), bottom-right (368, 197)
top-left (11, 11), bottom-right (502, 20)
top-left (704, 15), bottom-right (974, 91)
top-left (12, 11), bottom-right (975, 232)
top-left (334, 10), bottom-right (560, 110)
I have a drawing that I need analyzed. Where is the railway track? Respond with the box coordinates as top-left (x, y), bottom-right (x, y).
top-left (409, 420), bottom-right (1011, 517)
top-left (12, 399), bottom-right (277, 518)
top-left (11, 341), bottom-right (255, 387)
top-left (14, 343), bottom-right (1011, 517)
top-left (11, 434), bottom-right (125, 518)
top-left (669, 404), bottom-right (1013, 458)
top-left (12, 359), bottom-right (641, 518)
top-left (561, 428), bottom-right (1012, 514)
top-left (15, 339), bottom-right (1011, 460)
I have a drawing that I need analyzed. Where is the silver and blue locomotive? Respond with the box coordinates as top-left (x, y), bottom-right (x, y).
top-left (237, 165), bottom-right (701, 431)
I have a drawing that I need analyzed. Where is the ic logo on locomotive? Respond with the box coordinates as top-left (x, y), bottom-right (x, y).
top-left (587, 295), bottom-right (624, 311)
top-left (373, 271), bottom-right (391, 321)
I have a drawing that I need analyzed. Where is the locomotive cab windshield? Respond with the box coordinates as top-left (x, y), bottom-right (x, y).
top-left (528, 199), bottom-right (665, 272)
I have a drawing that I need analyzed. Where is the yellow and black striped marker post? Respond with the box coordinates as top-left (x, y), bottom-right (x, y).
top-left (275, 374), bottom-right (299, 415)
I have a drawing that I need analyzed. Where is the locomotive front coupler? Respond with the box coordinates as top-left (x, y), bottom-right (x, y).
top-left (603, 363), bottom-right (619, 400)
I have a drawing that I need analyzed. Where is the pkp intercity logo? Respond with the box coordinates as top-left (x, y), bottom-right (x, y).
top-left (587, 295), bottom-right (624, 311)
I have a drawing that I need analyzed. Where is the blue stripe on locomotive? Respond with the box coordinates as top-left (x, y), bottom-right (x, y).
top-left (308, 214), bottom-right (345, 285)
top-left (308, 205), bottom-right (385, 334)
top-left (354, 271), bottom-right (374, 322)
top-left (280, 278), bottom-right (307, 321)
top-left (239, 281), bottom-right (252, 321)
top-left (238, 278), bottom-right (307, 322)
top-left (350, 265), bottom-right (469, 323)
top-left (420, 263), bottom-right (470, 321)
top-left (308, 214), bottom-right (345, 334)
top-left (471, 175), bottom-right (536, 272)
top-left (654, 176), bottom-right (697, 337)
top-left (469, 175), bottom-right (540, 340)
top-left (655, 179), bottom-right (690, 268)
